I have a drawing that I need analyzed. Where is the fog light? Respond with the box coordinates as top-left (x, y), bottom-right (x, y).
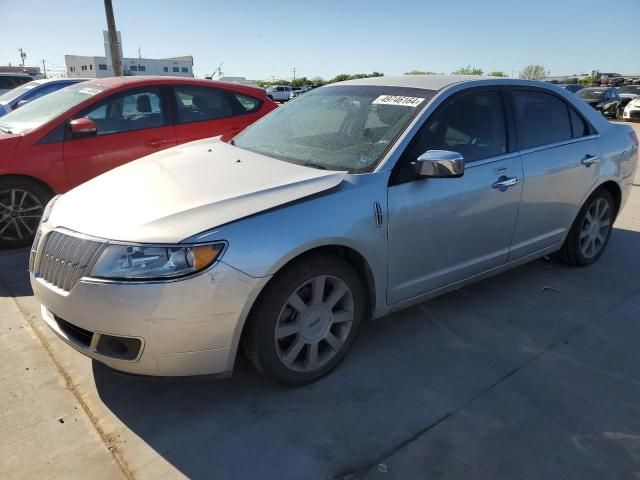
top-left (96, 334), bottom-right (142, 360)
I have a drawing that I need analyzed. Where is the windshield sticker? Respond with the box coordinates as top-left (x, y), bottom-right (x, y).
top-left (78, 87), bottom-right (103, 95)
top-left (372, 95), bottom-right (425, 107)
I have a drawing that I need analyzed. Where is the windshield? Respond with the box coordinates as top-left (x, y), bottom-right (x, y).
top-left (0, 80), bottom-right (44, 105)
top-left (0, 83), bottom-right (107, 134)
top-left (233, 85), bottom-right (434, 173)
top-left (577, 89), bottom-right (604, 100)
top-left (618, 86), bottom-right (640, 94)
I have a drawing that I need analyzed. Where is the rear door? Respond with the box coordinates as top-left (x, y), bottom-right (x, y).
top-left (508, 88), bottom-right (600, 260)
top-left (171, 85), bottom-right (264, 143)
top-left (63, 86), bottom-right (176, 186)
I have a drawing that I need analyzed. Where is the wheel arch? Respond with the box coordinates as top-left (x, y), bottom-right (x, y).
top-left (234, 243), bottom-right (377, 355)
top-left (594, 180), bottom-right (622, 218)
top-left (0, 173), bottom-right (56, 197)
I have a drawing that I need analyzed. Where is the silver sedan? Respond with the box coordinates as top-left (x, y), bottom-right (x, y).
top-left (29, 76), bottom-right (639, 385)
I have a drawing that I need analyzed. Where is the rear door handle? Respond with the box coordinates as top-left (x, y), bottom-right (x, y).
top-left (147, 138), bottom-right (168, 147)
top-left (492, 176), bottom-right (520, 190)
top-left (581, 154), bottom-right (599, 166)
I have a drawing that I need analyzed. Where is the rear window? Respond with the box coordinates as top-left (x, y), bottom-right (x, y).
top-left (513, 90), bottom-right (572, 149)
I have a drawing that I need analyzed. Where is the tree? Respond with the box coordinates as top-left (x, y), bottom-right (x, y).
top-left (452, 65), bottom-right (483, 75)
top-left (404, 70), bottom-right (437, 75)
top-left (519, 65), bottom-right (547, 80)
top-left (488, 71), bottom-right (507, 77)
top-left (326, 72), bottom-right (384, 84)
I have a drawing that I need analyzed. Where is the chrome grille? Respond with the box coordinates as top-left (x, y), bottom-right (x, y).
top-left (34, 231), bottom-right (104, 292)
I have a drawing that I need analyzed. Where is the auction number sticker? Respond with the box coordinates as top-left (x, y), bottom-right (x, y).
top-left (78, 87), bottom-right (103, 95)
top-left (372, 95), bottom-right (425, 107)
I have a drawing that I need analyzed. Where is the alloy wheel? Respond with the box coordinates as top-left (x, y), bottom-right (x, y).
top-left (0, 189), bottom-right (44, 241)
top-left (579, 197), bottom-right (612, 259)
top-left (274, 275), bottom-right (355, 373)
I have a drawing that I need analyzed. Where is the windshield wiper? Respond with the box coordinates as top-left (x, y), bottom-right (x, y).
top-left (302, 162), bottom-right (327, 170)
top-left (0, 126), bottom-right (12, 134)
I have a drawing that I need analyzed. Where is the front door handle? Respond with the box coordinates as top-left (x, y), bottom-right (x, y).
top-left (147, 138), bottom-right (168, 147)
top-left (581, 154), bottom-right (599, 166)
top-left (492, 176), bottom-right (520, 191)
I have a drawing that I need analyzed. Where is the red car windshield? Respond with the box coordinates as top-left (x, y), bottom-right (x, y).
top-left (0, 83), bottom-right (107, 134)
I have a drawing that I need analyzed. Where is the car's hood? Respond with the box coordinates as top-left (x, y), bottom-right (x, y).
top-left (48, 138), bottom-right (347, 243)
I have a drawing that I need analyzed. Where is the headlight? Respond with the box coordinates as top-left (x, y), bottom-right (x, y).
top-left (32, 195), bottom-right (60, 249)
top-left (90, 243), bottom-right (225, 280)
top-left (42, 195), bottom-right (61, 225)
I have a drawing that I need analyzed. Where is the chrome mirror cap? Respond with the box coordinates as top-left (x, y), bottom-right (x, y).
top-left (412, 150), bottom-right (465, 178)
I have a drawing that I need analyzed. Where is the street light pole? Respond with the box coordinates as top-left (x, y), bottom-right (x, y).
top-left (104, 0), bottom-right (122, 76)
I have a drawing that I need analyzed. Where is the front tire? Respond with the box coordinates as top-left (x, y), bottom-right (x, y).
top-left (243, 254), bottom-right (365, 385)
top-left (557, 189), bottom-right (615, 266)
top-left (0, 178), bottom-right (51, 249)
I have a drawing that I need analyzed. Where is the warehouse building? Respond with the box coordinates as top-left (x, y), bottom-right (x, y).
top-left (65, 31), bottom-right (194, 78)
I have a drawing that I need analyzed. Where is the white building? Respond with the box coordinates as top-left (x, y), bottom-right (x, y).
top-left (65, 31), bottom-right (194, 78)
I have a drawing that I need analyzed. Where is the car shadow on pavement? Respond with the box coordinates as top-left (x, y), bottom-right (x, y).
top-left (0, 248), bottom-right (32, 297)
top-left (91, 228), bottom-right (640, 480)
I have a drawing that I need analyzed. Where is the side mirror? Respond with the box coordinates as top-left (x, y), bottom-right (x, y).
top-left (412, 150), bottom-right (465, 178)
top-left (69, 118), bottom-right (97, 137)
top-left (14, 99), bottom-right (29, 109)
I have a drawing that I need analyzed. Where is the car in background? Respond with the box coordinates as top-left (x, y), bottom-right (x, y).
top-left (0, 76), bottom-right (277, 247)
top-left (0, 78), bottom-right (88, 117)
top-left (576, 87), bottom-right (621, 118)
top-left (623, 97), bottom-right (640, 122)
top-left (0, 73), bottom-right (36, 95)
top-left (266, 85), bottom-right (293, 102)
top-left (560, 84), bottom-right (583, 94)
top-left (617, 85), bottom-right (640, 110)
top-left (28, 76), bottom-right (638, 384)
top-left (290, 86), bottom-right (313, 99)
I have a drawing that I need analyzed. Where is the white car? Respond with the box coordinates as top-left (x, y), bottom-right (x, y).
top-left (266, 85), bottom-right (293, 102)
top-left (623, 97), bottom-right (640, 122)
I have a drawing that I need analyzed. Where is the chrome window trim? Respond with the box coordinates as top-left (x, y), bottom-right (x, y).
top-left (517, 134), bottom-right (600, 156)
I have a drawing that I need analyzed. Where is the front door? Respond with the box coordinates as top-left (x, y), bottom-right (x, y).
top-left (508, 89), bottom-right (600, 259)
top-left (63, 86), bottom-right (176, 186)
top-left (387, 89), bottom-right (523, 304)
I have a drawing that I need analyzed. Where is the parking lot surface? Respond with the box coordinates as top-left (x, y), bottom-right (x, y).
top-left (1, 123), bottom-right (639, 480)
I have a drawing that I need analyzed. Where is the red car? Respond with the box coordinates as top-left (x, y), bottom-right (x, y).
top-left (0, 76), bottom-right (276, 247)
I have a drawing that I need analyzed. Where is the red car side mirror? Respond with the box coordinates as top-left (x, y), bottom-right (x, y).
top-left (69, 118), bottom-right (97, 136)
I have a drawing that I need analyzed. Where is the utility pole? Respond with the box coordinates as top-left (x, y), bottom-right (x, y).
top-left (41, 59), bottom-right (47, 78)
top-left (104, 0), bottom-right (122, 76)
top-left (18, 48), bottom-right (26, 67)
top-left (292, 67), bottom-right (296, 82)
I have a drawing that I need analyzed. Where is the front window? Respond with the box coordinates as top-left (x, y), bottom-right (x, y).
top-left (233, 85), bottom-right (434, 173)
top-left (0, 83), bottom-right (108, 134)
top-left (577, 89), bottom-right (604, 100)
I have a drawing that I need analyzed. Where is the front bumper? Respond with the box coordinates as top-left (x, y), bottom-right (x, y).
top-left (31, 261), bottom-right (270, 376)
top-left (623, 108), bottom-right (640, 121)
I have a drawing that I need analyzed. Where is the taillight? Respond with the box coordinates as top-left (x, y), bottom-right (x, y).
top-left (630, 131), bottom-right (639, 147)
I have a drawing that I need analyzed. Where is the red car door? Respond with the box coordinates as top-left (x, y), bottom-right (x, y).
top-left (63, 86), bottom-right (176, 186)
top-left (171, 84), bottom-right (265, 143)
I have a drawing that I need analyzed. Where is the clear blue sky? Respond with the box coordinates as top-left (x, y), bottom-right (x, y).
top-left (1, 0), bottom-right (638, 80)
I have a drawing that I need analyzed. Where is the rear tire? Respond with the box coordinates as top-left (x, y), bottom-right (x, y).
top-left (243, 254), bottom-right (365, 385)
top-left (556, 189), bottom-right (615, 266)
top-left (0, 178), bottom-right (51, 249)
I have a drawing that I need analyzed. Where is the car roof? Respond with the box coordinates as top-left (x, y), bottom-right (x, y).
top-left (83, 76), bottom-right (266, 96)
top-left (335, 74), bottom-right (489, 91)
top-left (0, 72), bottom-right (33, 78)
